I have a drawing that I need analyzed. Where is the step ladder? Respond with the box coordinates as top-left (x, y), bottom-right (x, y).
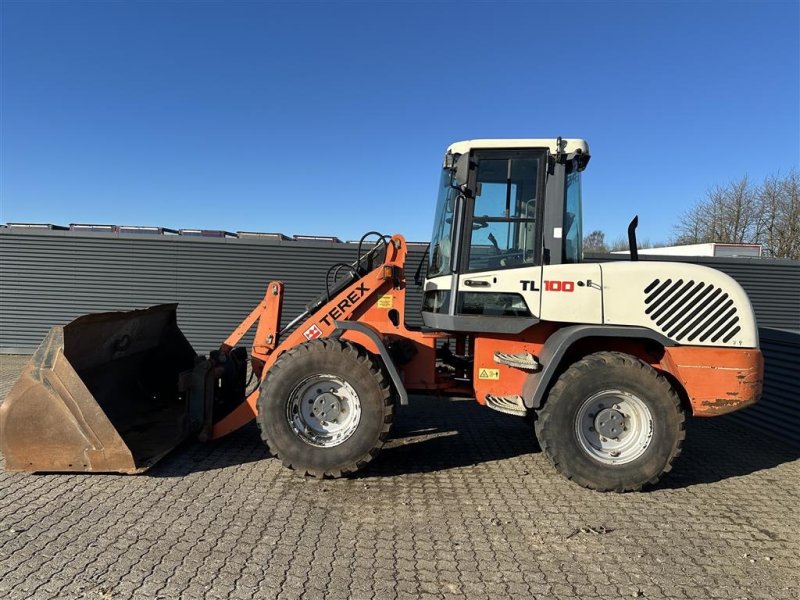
top-left (493, 351), bottom-right (540, 371)
top-left (485, 394), bottom-right (527, 417)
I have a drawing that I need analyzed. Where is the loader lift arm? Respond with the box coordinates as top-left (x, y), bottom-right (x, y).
top-left (210, 234), bottom-right (423, 440)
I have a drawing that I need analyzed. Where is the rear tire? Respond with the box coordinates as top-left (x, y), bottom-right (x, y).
top-left (256, 339), bottom-right (394, 478)
top-left (534, 351), bottom-right (685, 492)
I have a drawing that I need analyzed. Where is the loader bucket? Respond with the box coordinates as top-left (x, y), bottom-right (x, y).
top-left (0, 304), bottom-right (202, 473)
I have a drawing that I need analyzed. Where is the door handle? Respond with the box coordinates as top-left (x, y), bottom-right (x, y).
top-left (464, 279), bottom-right (490, 287)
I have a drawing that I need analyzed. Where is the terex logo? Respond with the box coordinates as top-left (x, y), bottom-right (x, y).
top-left (319, 283), bottom-right (370, 327)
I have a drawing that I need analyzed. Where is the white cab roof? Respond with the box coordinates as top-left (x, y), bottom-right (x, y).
top-left (447, 138), bottom-right (589, 157)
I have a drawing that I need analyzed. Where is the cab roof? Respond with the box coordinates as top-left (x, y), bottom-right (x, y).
top-left (446, 138), bottom-right (589, 157)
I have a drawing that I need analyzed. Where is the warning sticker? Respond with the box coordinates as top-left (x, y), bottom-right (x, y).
top-left (377, 294), bottom-right (393, 308)
top-left (478, 368), bottom-right (500, 380)
top-left (303, 324), bottom-right (323, 340)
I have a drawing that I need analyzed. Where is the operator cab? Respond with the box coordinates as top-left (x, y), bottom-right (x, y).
top-left (422, 138), bottom-right (590, 333)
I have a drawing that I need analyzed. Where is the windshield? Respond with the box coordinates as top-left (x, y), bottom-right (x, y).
top-left (428, 168), bottom-right (459, 278)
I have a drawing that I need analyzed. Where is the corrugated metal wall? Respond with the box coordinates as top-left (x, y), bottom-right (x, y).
top-left (0, 230), bottom-right (426, 353)
top-left (732, 328), bottom-right (800, 444)
top-left (1, 230), bottom-right (797, 445)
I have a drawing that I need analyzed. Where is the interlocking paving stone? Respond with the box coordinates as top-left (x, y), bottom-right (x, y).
top-left (0, 353), bottom-right (798, 599)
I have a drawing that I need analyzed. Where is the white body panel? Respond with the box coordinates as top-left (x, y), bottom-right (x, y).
top-left (600, 261), bottom-right (758, 348)
top-left (458, 268), bottom-right (543, 318)
top-left (424, 261), bottom-right (758, 348)
top-left (539, 264), bottom-right (603, 323)
top-left (424, 274), bottom-right (453, 292)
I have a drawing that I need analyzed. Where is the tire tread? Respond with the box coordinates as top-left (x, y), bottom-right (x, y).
top-left (535, 351), bottom-right (686, 492)
top-left (256, 339), bottom-right (394, 478)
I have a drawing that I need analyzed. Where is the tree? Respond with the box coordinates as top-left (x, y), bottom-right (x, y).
top-left (758, 171), bottom-right (800, 259)
top-left (673, 176), bottom-right (759, 245)
top-left (609, 236), bottom-right (658, 252)
top-left (583, 229), bottom-right (607, 253)
top-left (582, 230), bottom-right (661, 254)
top-left (672, 170), bottom-right (800, 259)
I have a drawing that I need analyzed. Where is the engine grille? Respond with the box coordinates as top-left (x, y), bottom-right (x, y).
top-left (643, 278), bottom-right (741, 343)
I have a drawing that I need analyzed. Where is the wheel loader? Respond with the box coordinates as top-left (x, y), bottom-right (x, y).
top-left (0, 138), bottom-right (764, 491)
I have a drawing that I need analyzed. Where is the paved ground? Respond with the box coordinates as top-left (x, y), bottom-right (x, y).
top-left (0, 354), bottom-right (798, 600)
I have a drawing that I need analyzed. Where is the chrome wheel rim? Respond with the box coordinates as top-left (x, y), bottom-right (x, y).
top-left (575, 390), bottom-right (653, 465)
top-left (286, 374), bottom-right (361, 448)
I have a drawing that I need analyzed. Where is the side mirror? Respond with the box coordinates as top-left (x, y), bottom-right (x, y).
top-left (454, 153), bottom-right (471, 188)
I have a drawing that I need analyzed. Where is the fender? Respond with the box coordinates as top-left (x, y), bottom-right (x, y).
top-left (335, 321), bottom-right (409, 406)
top-left (523, 324), bottom-right (674, 409)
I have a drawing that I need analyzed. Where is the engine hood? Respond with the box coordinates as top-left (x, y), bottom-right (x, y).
top-left (600, 261), bottom-right (758, 348)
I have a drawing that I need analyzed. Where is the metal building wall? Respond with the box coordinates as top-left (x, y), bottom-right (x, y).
top-left (0, 230), bottom-right (426, 354)
top-left (736, 328), bottom-right (800, 444)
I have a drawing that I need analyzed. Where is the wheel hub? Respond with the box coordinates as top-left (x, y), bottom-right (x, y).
top-left (312, 393), bottom-right (341, 422)
top-left (574, 390), bottom-right (654, 465)
top-left (286, 374), bottom-right (362, 448)
top-left (594, 408), bottom-right (625, 439)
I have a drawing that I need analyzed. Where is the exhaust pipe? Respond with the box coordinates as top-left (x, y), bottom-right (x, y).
top-left (627, 215), bottom-right (639, 261)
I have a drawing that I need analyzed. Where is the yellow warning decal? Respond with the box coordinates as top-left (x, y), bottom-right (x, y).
top-left (377, 294), bottom-right (393, 308)
top-left (478, 368), bottom-right (500, 380)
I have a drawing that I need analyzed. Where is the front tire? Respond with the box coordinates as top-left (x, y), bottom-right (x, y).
top-left (535, 351), bottom-right (685, 492)
top-left (256, 339), bottom-right (394, 478)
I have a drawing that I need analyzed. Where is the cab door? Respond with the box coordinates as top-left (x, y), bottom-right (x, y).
top-left (538, 160), bottom-right (603, 323)
top-left (455, 150), bottom-right (545, 321)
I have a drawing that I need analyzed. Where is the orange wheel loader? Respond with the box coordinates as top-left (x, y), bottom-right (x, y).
top-left (0, 139), bottom-right (764, 491)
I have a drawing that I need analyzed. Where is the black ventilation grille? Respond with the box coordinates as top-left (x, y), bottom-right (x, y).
top-left (644, 278), bottom-right (741, 343)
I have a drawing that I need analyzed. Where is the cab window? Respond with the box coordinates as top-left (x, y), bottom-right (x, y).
top-left (563, 166), bottom-right (583, 264)
top-left (467, 155), bottom-right (540, 272)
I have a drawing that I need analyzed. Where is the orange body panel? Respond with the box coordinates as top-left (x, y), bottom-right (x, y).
top-left (471, 324), bottom-right (559, 404)
top-left (340, 328), bottom-right (382, 356)
top-left (659, 346), bottom-right (763, 416)
top-left (342, 327), bottom-right (445, 391)
top-left (353, 283), bottom-right (452, 391)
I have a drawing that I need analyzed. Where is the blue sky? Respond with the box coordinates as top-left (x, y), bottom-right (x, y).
top-left (2, 1), bottom-right (798, 244)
